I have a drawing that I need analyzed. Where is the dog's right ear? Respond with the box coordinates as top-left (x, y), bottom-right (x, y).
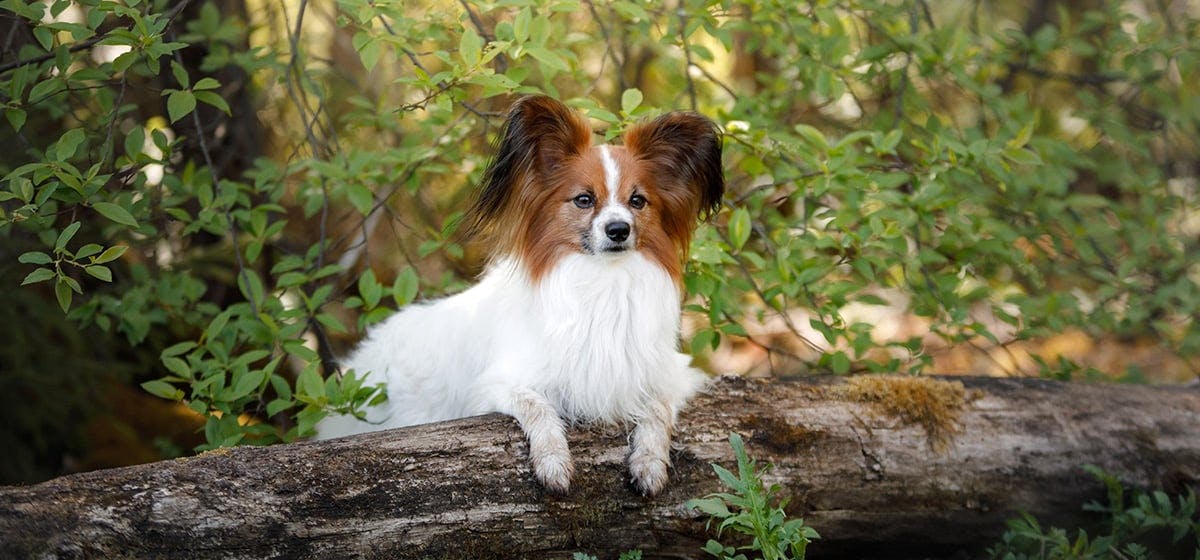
top-left (465, 96), bottom-right (592, 239)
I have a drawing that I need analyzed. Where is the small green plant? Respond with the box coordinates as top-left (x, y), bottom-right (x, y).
top-left (687, 433), bottom-right (819, 560)
top-left (988, 465), bottom-right (1200, 560)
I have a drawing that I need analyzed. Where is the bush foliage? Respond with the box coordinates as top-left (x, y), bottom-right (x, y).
top-left (988, 465), bottom-right (1199, 559)
top-left (2, 0), bottom-right (1197, 458)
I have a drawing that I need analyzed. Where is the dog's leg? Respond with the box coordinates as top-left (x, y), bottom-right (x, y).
top-left (628, 399), bottom-right (673, 496)
top-left (506, 388), bottom-right (573, 493)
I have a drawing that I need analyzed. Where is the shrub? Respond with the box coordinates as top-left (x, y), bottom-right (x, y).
top-left (2, 0), bottom-right (1196, 455)
top-left (988, 465), bottom-right (1199, 560)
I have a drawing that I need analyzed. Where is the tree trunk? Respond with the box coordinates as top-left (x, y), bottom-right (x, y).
top-left (2, 375), bottom-right (1197, 559)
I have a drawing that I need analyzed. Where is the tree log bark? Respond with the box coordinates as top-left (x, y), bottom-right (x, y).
top-left (2, 375), bottom-right (1197, 559)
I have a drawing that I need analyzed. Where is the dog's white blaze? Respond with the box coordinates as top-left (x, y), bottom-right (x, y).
top-left (596, 145), bottom-right (633, 238)
top-left (599, 145), bottom-right (621, 200)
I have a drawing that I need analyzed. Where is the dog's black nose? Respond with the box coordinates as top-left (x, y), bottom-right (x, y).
top-left (605, 221), bottom-right (631, 242)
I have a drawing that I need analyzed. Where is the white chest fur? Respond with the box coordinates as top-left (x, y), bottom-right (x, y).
top-left (517, 253), bottom-right (683, 423)
top-left (317, 252), bottom-right (700, 437)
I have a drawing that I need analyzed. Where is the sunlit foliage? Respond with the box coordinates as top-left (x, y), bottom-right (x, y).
top-left (1, 0), bottom-right (1197, 455)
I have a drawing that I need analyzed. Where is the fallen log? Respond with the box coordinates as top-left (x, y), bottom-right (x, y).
top-left (1, 375), bottom-right (1197, 559)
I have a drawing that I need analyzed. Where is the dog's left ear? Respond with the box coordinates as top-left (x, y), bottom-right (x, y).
top-left (624, 112), bottom-right (724, 219)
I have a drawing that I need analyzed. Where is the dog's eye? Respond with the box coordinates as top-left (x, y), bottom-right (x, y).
top-left (629, 194), bottom-right (647, 210)
top-left (573, 193), bottom-right (595, 209)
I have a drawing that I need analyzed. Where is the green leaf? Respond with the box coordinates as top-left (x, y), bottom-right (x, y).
top-left (690, 329), bottom-right (717, 355)
top-left (687, 497), bottom-right (733, 518)
top-left (28, 76), bottom-right (62, 104)
top-left (621, 88), bottom-right (643, 115)
top-left (162, 356), bottom-right (191, 379)
top-left (585, 107), bottom-right (620, 125)
top-left (277, 271), bottom-right (308, 288)
top-left (354, 32), bottom-right (381, 70)
top-left (111, 50), bottom-right (138, 72)
top-left (795, 124), bottom-right (828, 150)
top-left (54, 277), bottom-right (72, 312)
top-left (85, 265), bottom-right (112, 282)
top-left (1008, 121), bottom-right (1035, 150)
top-left (392, 267), bottom-right (419, 307)
top-left (237, 269), bottom-right (266, 308)
top-left (194, 91), bottom-right (231, 116)
top-left (358, 269), bottom-right (382, 309)
top-left (829, 351), bottom-right (851, 374)
top-left (877, 129), bottom-right (903, 153)
top-left (1002, 146), bottom-right (1042, 166)
top-left (205, 309), bottom-right (233, 342)
top-left (55, 128), bottom-right (86, 160)
top-left (527, 46), bottom-right (569, 72)
top-left (93, 245), bottom-right (128, 264)
top-left (21, 268), bottom-right (55, 285)
top-left (5, 108), bottom-right (27, 132)
top-left (728, 207), bottom-right (752, 251)
top-left (161, 341), bottom-right (197, 358)
top-left (18, 251), bottom-right (52, 265)
top-left (711, 463), bottom-right (743, 493)
top-left (459, 26), bottom-right (482, 67)
top-left (193, 77), bottom-right (220, 90)
top-left (141, 379), bottom-right (183, 401)
top-left (93, 201), bottom-right (139, 227)
top-left (528, 13), bottom-right (550, 44)
top-left (76, 244), bottom-right (103, 259)
top-left (167, 90), bottom-right (197, 123)
top-left (297, 363), bottom-right (325, 399)
top-left (513, 8), bottom-right (531, 42)
top-left (33, 25), bottom-right (53, 50)
top-left (55, 222), bottom-right (81, 252)
top-left (228, 369), bottom-right (266, 400)
top-left (170, 60), bottom-right (190, 88)
top-left (124, 125), bottom-right (145, 158)
top-left (266, 398), bottom-right (292, 418)
top-left (346, 183), bottom-right (373, 215)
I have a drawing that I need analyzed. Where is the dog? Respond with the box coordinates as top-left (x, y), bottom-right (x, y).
top-left (316, 95), bottom-right (724, 496)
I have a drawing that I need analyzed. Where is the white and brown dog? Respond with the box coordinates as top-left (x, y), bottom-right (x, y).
top-left (317, 95), bottom-right (724, 495)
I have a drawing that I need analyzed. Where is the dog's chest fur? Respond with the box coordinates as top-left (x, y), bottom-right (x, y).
top-left (521, 253), bottom-right (682, 423)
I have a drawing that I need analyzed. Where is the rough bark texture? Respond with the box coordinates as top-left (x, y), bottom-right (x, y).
top-left (2, 375), bottom-right (1197, 559)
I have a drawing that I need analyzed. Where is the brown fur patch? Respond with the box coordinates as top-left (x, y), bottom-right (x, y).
top-left (518, 148), bottom-right (606, 281)
top-left (467, 96), bottom-right (724, 284)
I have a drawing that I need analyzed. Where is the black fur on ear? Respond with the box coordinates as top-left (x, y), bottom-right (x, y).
top-left (463, 95), bottom-right (592, 241)
top-left (624, 112), bottom-right (724, 219)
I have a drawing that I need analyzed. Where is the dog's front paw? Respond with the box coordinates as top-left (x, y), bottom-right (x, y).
top-left (531, 446), bottom-right (574, 494)
top-left (628, 452), bottom-right (669, 496)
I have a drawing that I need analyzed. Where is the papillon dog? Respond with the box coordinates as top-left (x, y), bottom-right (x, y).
top-left (316, 95), bottom-right (724, 495)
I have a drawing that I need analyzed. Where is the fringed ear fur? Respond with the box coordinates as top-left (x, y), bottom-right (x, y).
top-left (623, 112), bottom-right (724, 219)
top-left (464, 96), bottom-right (592, 242)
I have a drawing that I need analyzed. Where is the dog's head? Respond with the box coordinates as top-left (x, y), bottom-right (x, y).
top-left (466, 95), bottom-right (724, 281)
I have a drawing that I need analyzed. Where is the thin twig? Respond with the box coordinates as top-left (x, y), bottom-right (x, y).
top-left (100, 77), bottom-right (128, 168)
top-left (676, 8), bottom-right (698, 111)
top-left (691, 62), bottom-right (738, 101)
top-left (3, 14), bottom-right (23, 54)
